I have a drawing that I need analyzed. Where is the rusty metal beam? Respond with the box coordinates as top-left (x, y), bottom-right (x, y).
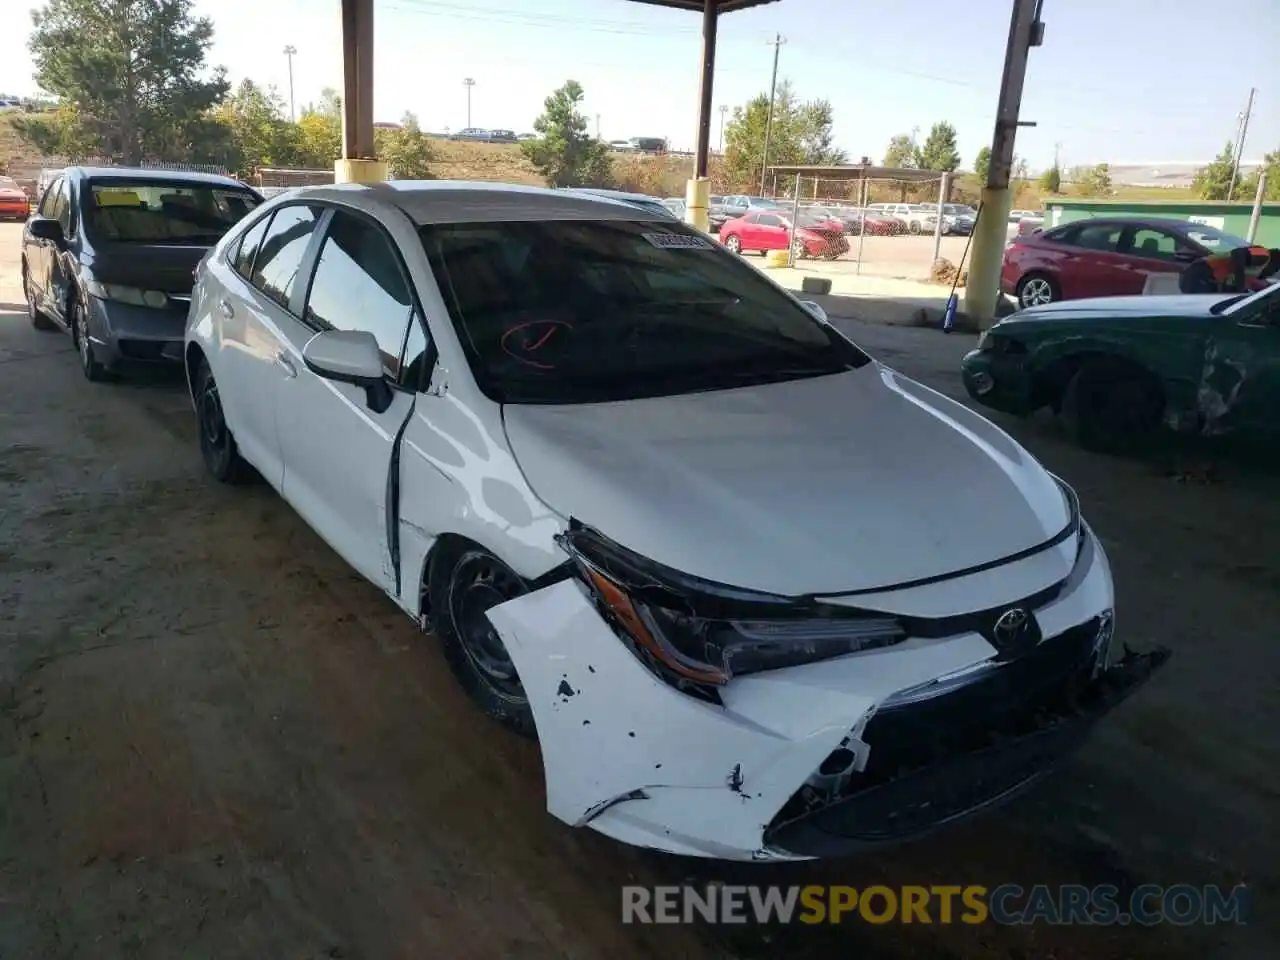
top-left (340, 0), bottom-right (376, 160)
top-left (692, 0), bottom-right (718, 179)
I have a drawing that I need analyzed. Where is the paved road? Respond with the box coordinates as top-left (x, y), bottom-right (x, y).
top-left (1, 221), bottom-right (1276, 959)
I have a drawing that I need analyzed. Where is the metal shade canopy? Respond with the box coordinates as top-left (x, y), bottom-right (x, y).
top-left (626, 0), bottom-right (781, 10)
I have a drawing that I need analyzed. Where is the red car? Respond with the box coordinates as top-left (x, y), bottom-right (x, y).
top-left (1002, 217), bottom-right (1257, 308)
top-left (719, 211), bottom-right (849, 260)
top-left (0, 176), bottom-right (31, 221)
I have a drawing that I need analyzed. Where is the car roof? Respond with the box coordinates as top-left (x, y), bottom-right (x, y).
top-left (275, 180), bottom-right (671, 224)
top-left (68, 165), bottom-right (250, 189)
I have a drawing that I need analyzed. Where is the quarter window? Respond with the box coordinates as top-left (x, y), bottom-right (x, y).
top-left (251, 205), bottom-right (319, 309)
top-left (231, 214), bottom-right (271, 279)
top-left (304, 211), bottom-right (414, 375)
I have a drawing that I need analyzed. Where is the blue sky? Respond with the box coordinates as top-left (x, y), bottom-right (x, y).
top-left (2, 0), bottom-right (1276, 170)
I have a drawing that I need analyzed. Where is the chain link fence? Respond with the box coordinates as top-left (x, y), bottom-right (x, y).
top-left (754, 173), bottom-right (978, 280)
top-left (253, 166), bottom-right (335, 197)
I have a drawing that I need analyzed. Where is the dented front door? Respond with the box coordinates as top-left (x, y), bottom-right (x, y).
top-left (1203, 305), bottom-right (1280, 440)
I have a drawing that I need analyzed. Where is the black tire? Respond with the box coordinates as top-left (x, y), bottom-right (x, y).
top-left (22, 262), bottom-right (57, 331)
top-left (195, 358), bottom-right (253, 483)
top-left (909, 220), bottom-right (922, 235)
top-left (1016, 272), bottom-right (1060, 309)
top-left (69, 297), bottom-right (111, 382)
top-left (430, 545), bottom-right (537, 739)
top-left (791, 238), bottom-right (806, 260)
top-left (724, 234), bottom-right (742, 254)
top-left (1060, 358), bottom-right (1163, 454)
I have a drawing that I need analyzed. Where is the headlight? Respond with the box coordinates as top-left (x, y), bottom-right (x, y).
top-left (559, 527), bottom-right (907, 690)
top-left (84, 279), bottom-right (170, 309)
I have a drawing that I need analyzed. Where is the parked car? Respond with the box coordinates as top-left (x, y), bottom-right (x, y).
top-left (629, 137), bottom-right (667, 154)
top-left (937, 203), bottom-right (977, 236)
top-left (866, 203), bottom-right (914, 231)
top-left (185, 180), bottom-right (1165, 860)
top-left (720, 195), bottom-right (782, 219)
top-left (21, 166), bottom-right (263, 380)
top-left (1002, 217), bottom-right (1258, 309)
top-left (1009, 209), bottom-right (1043, 225)
top-left (661, 197), bottom-right (686, 219)
top-left (488, 129), bottom-right (518, 143)
top-left (565, 188), bottom-right (678, 220)
top-left (608, 140), bottom-right (637, 152)
top-left (962, 282), bottom-right (1280, 452)
top-left (719, 210), bottom-right (850, 259)
top-left (707, 195), bottom-right (732, 231)
top-left (451, 128), bottom-right (492, 142)
top-left (0, 175), bottom-right (30, 220)
top-left (517, 132), bottom-right (538, 141)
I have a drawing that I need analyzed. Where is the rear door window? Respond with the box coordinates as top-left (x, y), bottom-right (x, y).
top-left (250, 205), bottom-right (319, 309)
top-left (1068, 223), bottom-right (1123, 253)
top-left (1126, 227), bottom-right (1182, 261)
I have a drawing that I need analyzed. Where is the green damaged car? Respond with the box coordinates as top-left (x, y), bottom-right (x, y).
top-left (961, 284), bottom-right (1280, 452)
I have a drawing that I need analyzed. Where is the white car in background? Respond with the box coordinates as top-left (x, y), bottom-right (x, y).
top-left (184, 181), bottom-right (1167, 861)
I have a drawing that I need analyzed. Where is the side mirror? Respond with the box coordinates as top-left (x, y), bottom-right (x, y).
top-left (28, 216), bottom-right (63, 244)
top-left (799, 299), bottom-right (829, 324)
top-left (302, 329), bottom-right (393, 412)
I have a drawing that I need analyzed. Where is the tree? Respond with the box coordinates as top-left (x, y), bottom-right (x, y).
top-left (1013, 156), bottom-right (1030, 181)
top-left (1192, 141), bottom-right (1239, 200)
top-left (1038, 164), bottom-right (1062, 193)
top-left (378, 111), bottom-right (433, 180)
top-left (210, 79), bottom-right (299, 176)
top-left (916, 121), bottom-right (960, 172)
top-left (721, 81), bottom-right (846, 192)
top-left (974, 145), bottom-right (991, 181)
top-left (521, 80), bottom-right (612, 188)
top-left (1078, 163), bottom-right (1112, 197)
top-left (883, 134), bottom-right (917, 169)
top-left (1239, 148), bottom-right (1280, 201)
top-left (22, 0), bottom-right (228, 164)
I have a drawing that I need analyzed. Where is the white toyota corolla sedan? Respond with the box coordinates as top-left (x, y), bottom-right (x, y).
top-left (184, 181), bottom-right (1168, 861)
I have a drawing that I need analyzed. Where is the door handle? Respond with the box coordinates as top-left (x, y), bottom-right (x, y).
top-left (275, 350), bottom-right (297, 377)
top-left (218, 298), bottom-right (234, 319)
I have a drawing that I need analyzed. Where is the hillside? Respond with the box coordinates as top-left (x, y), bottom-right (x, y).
top-left (1, 110), bottom-right (1198, 206)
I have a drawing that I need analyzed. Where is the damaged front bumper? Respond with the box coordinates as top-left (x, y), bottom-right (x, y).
top-left (485, 530), bottom-right (1168, 861)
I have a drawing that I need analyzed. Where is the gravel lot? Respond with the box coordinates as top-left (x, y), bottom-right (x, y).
top-left (1, 220), bottom-right (1276, 959)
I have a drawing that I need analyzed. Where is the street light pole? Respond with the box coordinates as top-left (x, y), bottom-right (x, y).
top-left (1227, 87), bottom-right (1256, 201)
top-left (718, 104), bottom-right (727, 153)
top-left (283, 45), bottom-right (297, 122)
top-left (759, 33), bottom-right (785, 195)
top-left (462, 77), bottom-right (476, 129)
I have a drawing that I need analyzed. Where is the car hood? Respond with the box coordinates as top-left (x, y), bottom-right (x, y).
top-left (502, 364), bottom-right (1069, 596)
top-left (1011, 293), bottom-right (1232, 321)
top-left (85, 242), bottom-right (212, 295)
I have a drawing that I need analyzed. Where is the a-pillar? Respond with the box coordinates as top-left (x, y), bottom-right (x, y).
top-left (685, 0), bottom-right (718, 232)
top-left (335, 0), bottom-right (387, 184)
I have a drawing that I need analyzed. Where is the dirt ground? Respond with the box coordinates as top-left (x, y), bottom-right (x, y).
top-left (1, 220), bottom-right (1277, 960)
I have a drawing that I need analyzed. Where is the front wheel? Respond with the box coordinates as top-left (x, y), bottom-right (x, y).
top-left (791, 238), bottom-right (807, 260)
top-left (1061, 359), bottom-right (1163, 454)
top-left (724, 234), bottom-right (742, 254)
top-left (70, 298), bottom-right (110, 382)
top-left (909, 220), bottom-right (922, 235)
top-left (431, 546), bottom-right (537, 739)
top-left (22, 263), bottom-right (57, 331)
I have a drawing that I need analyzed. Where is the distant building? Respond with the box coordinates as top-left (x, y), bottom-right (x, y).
top-left (1065, 161), bottom-right (1264, 189)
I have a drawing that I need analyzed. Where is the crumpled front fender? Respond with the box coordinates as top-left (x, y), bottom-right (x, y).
top-left (486, 578), bottom-right (998, 860)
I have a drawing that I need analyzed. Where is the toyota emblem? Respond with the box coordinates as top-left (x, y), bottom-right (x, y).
top-left (992, 607), bottom-right (1031, 649)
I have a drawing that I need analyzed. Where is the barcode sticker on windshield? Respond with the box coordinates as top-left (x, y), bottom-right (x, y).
top-left (642, 232), bottom-right (713, 250)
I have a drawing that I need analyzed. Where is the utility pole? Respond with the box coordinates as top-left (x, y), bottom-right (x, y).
top-left (283, 45), bottom-right (297, 122)
top-left (718, 104), bottom-right (728, 153)
top-left (759, 33), bottom-right (785, 195)
top-left (462, 77), bottom-right (476, 129)
top-left (1227, 87), bottom-right (1256, 201)
top-left (595, 114), bottom-right (601, 140)
top-left (964, 0), bottom-right (1044, 323)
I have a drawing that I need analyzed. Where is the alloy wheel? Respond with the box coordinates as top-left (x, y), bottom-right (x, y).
top-left (1019, 277), bottom-right (1054, 307)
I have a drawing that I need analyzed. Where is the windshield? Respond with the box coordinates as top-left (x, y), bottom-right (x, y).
top-left (943, 204), bottom-right (975, 216)
top-left (418, 219), bottom-right (869, 404)
top-left (1184, 225), bottom-right (1252, 250)
top-left (86, 180), bottom-right (262, 244)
